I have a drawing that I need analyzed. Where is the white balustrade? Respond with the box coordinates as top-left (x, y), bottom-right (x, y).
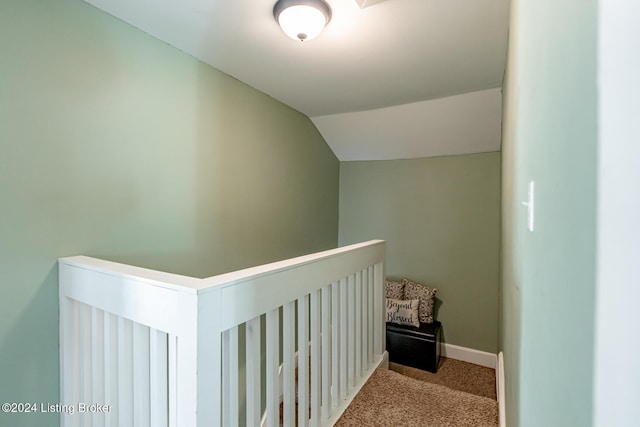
top-left (59, 240), bottom-right (387, 427)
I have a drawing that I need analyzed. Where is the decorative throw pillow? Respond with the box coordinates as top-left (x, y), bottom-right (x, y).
top-left (386, 298), bottom-right (420, 328)
top-left (385, 280), bottom-right (405, 299)
top-left (402, 278), bottom-right (437, 324)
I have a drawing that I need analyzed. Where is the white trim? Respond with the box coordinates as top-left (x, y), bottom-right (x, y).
top-left (441, 343), bottom-right (497, 369)
top-left (380, 349), bottom-right (389, 369)
top-left (497, 351), bottom-right (506, 426)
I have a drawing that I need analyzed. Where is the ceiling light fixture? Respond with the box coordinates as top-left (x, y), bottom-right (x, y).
top-left (273, 0), bottom-right (332, 42)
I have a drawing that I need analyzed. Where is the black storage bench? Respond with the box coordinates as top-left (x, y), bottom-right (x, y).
top-left (386, 320), bottom-right (441, 373)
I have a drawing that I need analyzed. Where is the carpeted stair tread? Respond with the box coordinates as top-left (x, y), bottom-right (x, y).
top-left (389, 358), bottom-right (497, 400)
top-left (335, 368), bottom-right (498, 427)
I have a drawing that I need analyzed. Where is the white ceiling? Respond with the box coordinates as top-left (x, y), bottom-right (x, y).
top-left (312, 88), bottom-right (502, 161)
top-left (84, 0), bottom-right (510, 160)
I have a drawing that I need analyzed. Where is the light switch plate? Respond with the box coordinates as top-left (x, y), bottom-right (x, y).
top-left (522, 181), bottom-right (535, 232)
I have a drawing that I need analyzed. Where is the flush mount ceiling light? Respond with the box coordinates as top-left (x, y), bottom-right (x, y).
top-left (273, 0), bottom-right (332, 42)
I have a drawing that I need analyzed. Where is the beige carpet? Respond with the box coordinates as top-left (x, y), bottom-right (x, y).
top-left (335, 364), bottom-right (498, 427)
top-left (389, 358), bottom-right (497, 400)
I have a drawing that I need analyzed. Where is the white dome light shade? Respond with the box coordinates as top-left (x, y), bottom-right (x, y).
top-left (273, 0), bottom-right (332, 42)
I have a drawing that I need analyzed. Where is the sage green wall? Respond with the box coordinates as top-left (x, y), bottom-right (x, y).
top-left (0, 1), bottom-right (338, 425)
top-left (339, 152), bottom-right (500, 353)
top-left (500, 0), bottom-right (597, 425)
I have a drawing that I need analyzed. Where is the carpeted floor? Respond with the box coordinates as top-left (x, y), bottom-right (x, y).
top-left (335, 358), bottom-right (498, 427)
top-left (389, 358), bottom-right (497, 400)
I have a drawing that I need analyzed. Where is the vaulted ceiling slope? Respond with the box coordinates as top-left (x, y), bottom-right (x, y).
top-left (84, 0), bottom-right (509, 160)
top-left (313, 88), bottom-right (502, 161)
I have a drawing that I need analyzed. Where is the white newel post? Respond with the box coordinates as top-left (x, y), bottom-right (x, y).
top-left (174, 293), bottom-right (198, 427)
top-left (373, 260), bottom-right (386, 358)
top-left (196, 287), bottom-right (223, 427)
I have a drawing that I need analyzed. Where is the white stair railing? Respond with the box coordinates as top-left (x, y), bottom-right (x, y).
top-left (59, 239), bottom-right (387, 427)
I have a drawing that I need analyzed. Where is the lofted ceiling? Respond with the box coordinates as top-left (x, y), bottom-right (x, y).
top-left (84, 0), bottom-right (510, 160)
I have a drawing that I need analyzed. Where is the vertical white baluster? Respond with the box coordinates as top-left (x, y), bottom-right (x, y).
top-left (362, 268), bottom-right (369, 369)
top-left (80, 303), bottom-right (91, 414)
top-left (321, 285), bottom-right (332, 419)
top-left (78, 303), bottom-right (92, 427)
top-left (355, 271), bottom-right (362, 378)
top-left (103, 312), bottom-right (112, 427)
top-left (78, 302), bottom-right (85, 408)
top-left (118, 318), bottom-right (133, 426)
top-left (222, 329), bottom-right (230, 426)
top-left (310, 291), bottom-right (321, 427)
top-left (230, 327), bottom-right (239, 427)
top-left (133, 323), bottom-right (150, 427)
top-left (150, 330), bottom-right (168, 427)
top-left (108, 313), bottom-right (119, 427)
top-left (339, 278), bottom-right (348, 401)
top-left (266, 309), bottom-right (280, 427)
top-left (222, 327), bottom-right (239, 427)
top-left (168, 335), bottom-right (178, 427)
top-left (347, 275), bottom-right (356, 389)
top-left (245, 317), bottom-right (261, 427)
top-left (297, 295), bottom-right (309, 427)
top-left (91, 307), bottom-right (105, 427)
top-left (331, 282), bottom-right (340, 407)
top-left (283, 302), bottom-right (296, 427)
top-left (368, 266), bottom-right (374, 363)
top-left (374, 262), bottom-right (386, 356)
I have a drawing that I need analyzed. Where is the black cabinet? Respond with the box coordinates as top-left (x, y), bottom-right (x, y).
top-left (386, 321), bottom-right (441, 373)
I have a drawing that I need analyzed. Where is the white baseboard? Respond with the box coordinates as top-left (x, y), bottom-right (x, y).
top-left (497, 351), bottom-right (506, 426)
top-left (380, 350), bottom-right (389, 369)
top-left (441, 343), bottom-right (497, 369)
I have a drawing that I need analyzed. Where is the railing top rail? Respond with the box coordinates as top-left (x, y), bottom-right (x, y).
top-left (199, 239), bottom-right (385, 292)
top-left (58, 239), bottom-right (385, 294)
top-left (58, 256), bottom-right (201, 293)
